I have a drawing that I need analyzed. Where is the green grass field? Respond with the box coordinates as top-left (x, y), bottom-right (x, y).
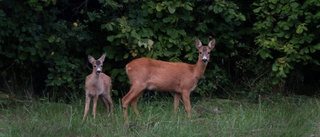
top-left (1, 96), bottom-right (320, 137)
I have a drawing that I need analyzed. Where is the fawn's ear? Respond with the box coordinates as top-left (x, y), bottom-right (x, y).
top-left (99, 53), bottom-right (106, 62)
top-left (88, 55), bottom-right (96, 64)
top-left (195, 38), bottom-right (202, 49)
top-left (208, 38), bottom-right (216, 49)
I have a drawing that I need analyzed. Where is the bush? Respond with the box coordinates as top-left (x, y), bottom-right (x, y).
top-left (1, 0), bottom-right (320, 101)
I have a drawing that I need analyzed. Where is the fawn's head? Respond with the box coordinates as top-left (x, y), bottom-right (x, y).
top-left (195, 38), bottom-right (216, 64)
top-left (88, 54), bottom-right (106, 74)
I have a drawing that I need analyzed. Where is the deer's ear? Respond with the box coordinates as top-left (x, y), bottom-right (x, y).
top-left (208, 39), bottom-right (216, 49)
top-left (195, 38), bottom-right (202, 49)
top-left (88, 55), bottom-right (95, 63)
top-left (99, 53), bottom-right (106, 62)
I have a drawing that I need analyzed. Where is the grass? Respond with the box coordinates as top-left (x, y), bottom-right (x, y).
top-left (1, 95), bottom-right (320, 137)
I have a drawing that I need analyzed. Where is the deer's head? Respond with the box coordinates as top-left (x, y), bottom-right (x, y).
top-left (88, 54), bottom-right (106, 75)
top-left (195, 38), bottom-right (216, 64)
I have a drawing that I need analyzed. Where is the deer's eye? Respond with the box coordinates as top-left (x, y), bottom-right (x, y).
top-left (208, 52), bottom-right (210, 54)
top-left (199, 52), bottom-right (202, 54)
top-left (94, 65), bottom-right (96, 67)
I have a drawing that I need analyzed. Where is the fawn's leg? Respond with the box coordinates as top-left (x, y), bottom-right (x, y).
top-left (82, 94), bottom-right (91, 123)
top-left (100, 96), bottom-right (110, 114)
top-left (102, 93), bottom-right (113, 115)
top-left (92, 95), bottom-right (99, 120)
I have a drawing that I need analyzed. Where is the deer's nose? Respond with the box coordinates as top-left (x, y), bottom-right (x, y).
top-left (97, 68), bottom-right (102, 73)
top-left (202, 59), bottom-right (208, 63)
top-left (202, 56), bottom-right (208, 63)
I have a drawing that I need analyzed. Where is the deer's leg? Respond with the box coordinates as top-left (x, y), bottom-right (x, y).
top-left (82, 94), bottom-right (91, 123)
top-left (92, 95), bottom-right (99, 120)
top-left (131, 92), bottom-right (143, 116)
top-left (181, 92), bottom-right (191, 118)
top-left (122, 84), bottom-right (145, 119)
top-left (100, 95), bottom-right (110, 114)
top-left (174, 93), bottom-right (181, 114)
top-left (103, 93), bottom-right (113, 115)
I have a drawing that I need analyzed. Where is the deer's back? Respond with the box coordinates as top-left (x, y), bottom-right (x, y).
top-left (126, 57), bottom-right (196, 91)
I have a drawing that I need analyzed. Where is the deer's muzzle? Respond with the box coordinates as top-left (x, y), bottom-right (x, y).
top-left (96, 67), bottom-right (102, 74)
top-left (202, 56), bottom-right (208, 63)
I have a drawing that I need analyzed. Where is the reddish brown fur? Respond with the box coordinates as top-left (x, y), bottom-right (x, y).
top-left (82, 54), bottom-right (113, 123)
top-left (122, 38), bottom-right (216, 119)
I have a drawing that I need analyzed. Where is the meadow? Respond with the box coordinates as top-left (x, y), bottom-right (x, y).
top-left (1, 95), bottom-right (320, 137)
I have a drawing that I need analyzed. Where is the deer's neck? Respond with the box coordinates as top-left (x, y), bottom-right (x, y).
top-left (90, 72), bottom-right (101, 85)
top-left (193, 58), bottom-right (208, 81)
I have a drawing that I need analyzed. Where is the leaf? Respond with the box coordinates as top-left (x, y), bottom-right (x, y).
top-left (270, 0), bottom-right (278, 4)
top-left (164, 50), bottom-right (172, 57)
top-left (314, 43), bottom-right (320, 50)
top-left (147, 39), bottom-right (154, 46)
top-left (107, 35), bottom-right (115, 42)
top-left (303, 47), bottom-right (309, 53)
top-left (55, 37), bottom-right (61, 43)
top-left (238, 14), bottom-right (246, 21)
top-left (131, 30), bottom-right (140, 39)
top-left (296, 23), bottom-right (308, 34)
top-left (177, 29), bottom-right (186, 36)
top-left (18, 52), bottom-right (27, 60)
top-left (137, 41), bottom-right (141, 47)
top-left (253, 7), bottom-right (261, 13)
top-left (48, 35), bottom-right (55, 43)
top-left (139, 28), bottom-right (152, 37)
top-left (278, 70), bottom-right (287, 78)
top-left (162, 17), bottom-right (172, 23)
top-left (312, 60), bottom-right (320, 65)
top-left (155, 4), bottom-right (162, 11)
top-left (213, 5), bottom-right (223, 13)
top-left (283, 24), bottom-right (289, 30)
top-left (47, 73), bottom-right (54, 79)
top-left (272, 64), bottom-right (278, 71)
top-left (184, 4), bottom-right (193, 11)
top-left (101, 23), bottom-right (113, 31)
top-left (269, 4), bottom-right (276, 9)
top-left (257, 49), bottom-right (273, 59)
top-left (67, 77), bottom-right (72, 82)
top-left (290, 2), bottom-right (299, 8)
top-left (168, 6), bottom-right (176, 14)
top-left (184, 53), bottom-right (194, 60)
top-left (289, 14), bottom-right (298, 20)
top-left (28, 47), bottom-right (36, 55)
top-left (111, 90), bottom-right (119, 96)
top-left (272, 78), bottom-right (280, 85)
top-left (123, 53), bottom-right (129, 59)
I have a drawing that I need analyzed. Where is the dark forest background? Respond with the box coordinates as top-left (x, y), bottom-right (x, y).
top-left (1, 0), bottom-right (320, 103)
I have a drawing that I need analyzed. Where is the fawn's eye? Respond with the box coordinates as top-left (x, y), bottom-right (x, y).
top-left (199, 52), bottom-right (202, 54)
top-left (94, 65), bottom-right (96, 67)
top-left (208, 52), bottom-right (210, 54)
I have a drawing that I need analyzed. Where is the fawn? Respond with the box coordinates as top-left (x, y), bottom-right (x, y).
top-left (82, 53), bottom-right (113, 123)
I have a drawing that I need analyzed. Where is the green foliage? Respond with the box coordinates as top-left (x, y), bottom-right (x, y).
top-left (253, 0), bottom-right (320, 84)
top-left (83, 0), bottom-right (249, 96)
top-left (0, 0), bottom-right (91, 96)
top-left (1, 0), bottom-right (320, 99)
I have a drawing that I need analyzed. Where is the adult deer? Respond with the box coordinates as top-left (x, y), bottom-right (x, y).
top-left (122, 38), bottom-right (216, 119)
top-left (82, 53), bottom-right (113, 123)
